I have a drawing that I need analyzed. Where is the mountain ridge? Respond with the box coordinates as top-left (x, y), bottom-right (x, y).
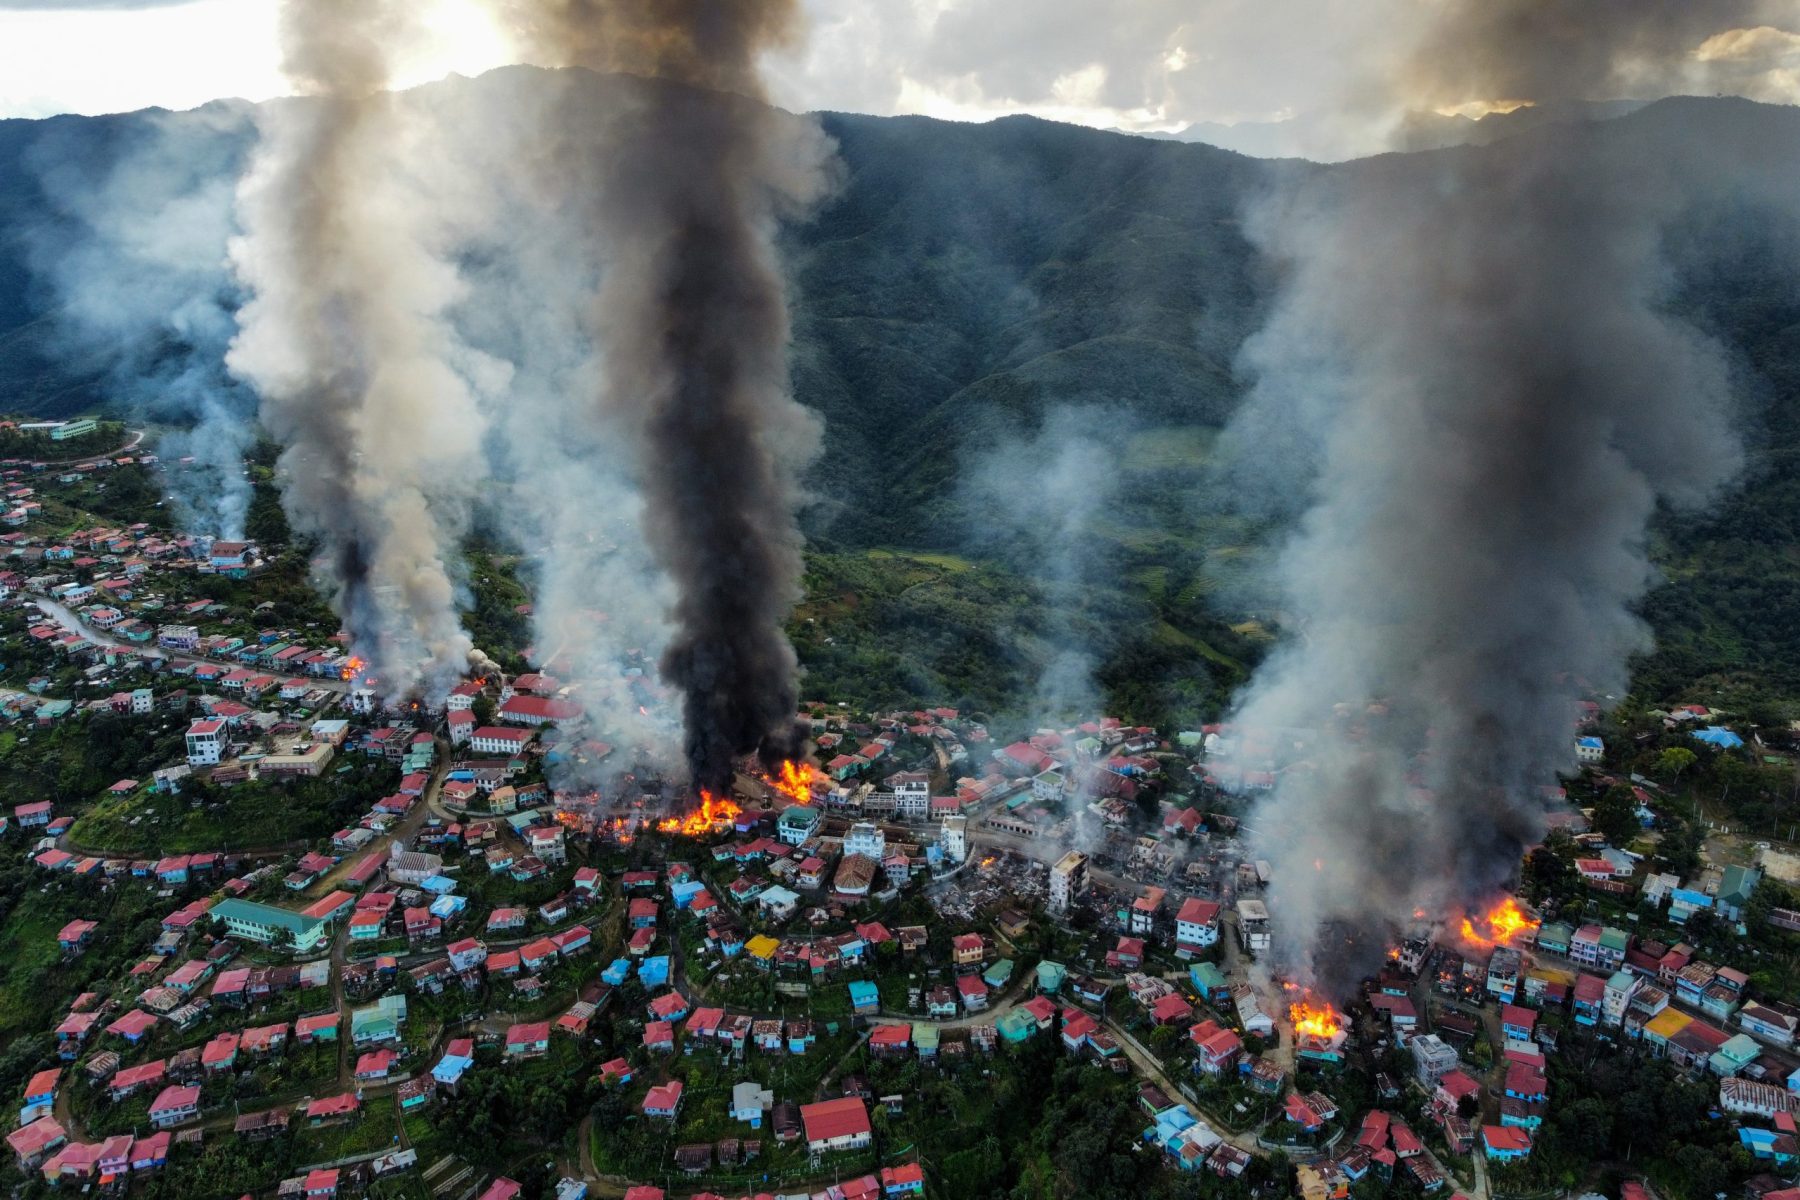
top-left (0, 75), bottom-right (1797, 721)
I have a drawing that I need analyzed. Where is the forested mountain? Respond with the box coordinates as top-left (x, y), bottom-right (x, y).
top-left (0, 77), bottom-right (1797, 725)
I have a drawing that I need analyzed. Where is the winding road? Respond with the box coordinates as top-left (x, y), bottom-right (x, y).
top-left (28, 594), bottom-right (351, 697)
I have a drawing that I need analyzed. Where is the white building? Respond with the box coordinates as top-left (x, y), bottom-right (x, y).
top-left (185, 718), bottom-right (225, 766)
top-left (1230, 984), bottom-right (1274, 1037)
top-left (130, 688), bottom-right (153, 715)
top-left (844, 822), bottom-right (885, 862)
top-left (1175, 897), bottom-right (1222, 950)
top-left (1049, 850), bottom-right (1089, 916)
top-left (388, 847), bottom-right (444, 886)
top-left (886, 771), bottom-right (931, 821)
top-left (939, 815), bottom-right (968, 864)
top-left (1575, 736), bottom-right (1604, 765)
top-left (1236, 899), bottom-right (1271, 953)
top-left (1602, 969), bottom-right (1640, 1027)
top-left (1720, 1077), bottom-right (1797, 1119)
top-left (777, 804), bottom-right (821, 846)
top-left (470, 726), bottom-right (532, 757)
top-left (1410, 1033), bottom-right (1460, 1085)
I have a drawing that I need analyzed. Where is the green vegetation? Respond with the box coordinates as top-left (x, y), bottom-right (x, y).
top-left (793, 546), bottom-right (1259, 728)
top-left (68, 760), bottom-right (400, 854)
top-left (0, 854), bottom-right (163, 1061)
top-left (0, 705), bottom-right (187, 811)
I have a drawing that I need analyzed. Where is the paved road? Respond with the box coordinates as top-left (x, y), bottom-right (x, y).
top-left (29, 594), bottom-right (351, 696)
top-left (38, 427), bottom-right (146, 468)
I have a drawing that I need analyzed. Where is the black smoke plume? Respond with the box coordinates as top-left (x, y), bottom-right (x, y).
top-left (494, 2), bottom-right (834, 793)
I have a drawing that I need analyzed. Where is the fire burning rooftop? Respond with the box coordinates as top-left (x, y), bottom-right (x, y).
top-left (1459, 897), bottom-right (1540, 950)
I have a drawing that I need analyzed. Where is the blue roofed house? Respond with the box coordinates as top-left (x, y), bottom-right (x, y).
top-left (638, 956), bottom-right (671, 989)
top-left (433, 1038), bottom-right (475, 1087)
top-left (1669, 888), bottom-right (1714, 924)
top-left (1741, 1125), bottom-right (1797, 1165)
top-left (1693, 727), bottom-right (1744, 750)
top-left (849, 981), bottom-right (880, 1015)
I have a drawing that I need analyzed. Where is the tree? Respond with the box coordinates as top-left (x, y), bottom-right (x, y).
top-left (1660, 820), bottom-right (1705, 877)
top-left (1523, 842), bottom-right (1574, 901)
top-left (1593, 784), bottom-right (1641, 847)
top-left (1657, 746), bottom-right (1698, 780)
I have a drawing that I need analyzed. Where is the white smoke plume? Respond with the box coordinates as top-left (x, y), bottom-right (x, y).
top-left (960, 406), bottom-right (1118, 723)
top-left (400, 65), bottom-right (687, 790)
top-left (22, 104), bottom-right (257, 538)
top-left (227, 0), bottom-right (492, 701)
top-left (1222, 5), bottom-right (1799, 992)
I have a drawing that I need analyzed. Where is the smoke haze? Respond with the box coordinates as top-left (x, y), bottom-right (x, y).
top-left (494, 3), bottom-right (837, 793)
top-left (960, 407), bottom-right (1119, 724)
top-left (227, 0), bottom-right (492, 700)
top-left (1223, 5), bottom-right (1797, 990)
top-left (23, 105), bottom-right (257, 538)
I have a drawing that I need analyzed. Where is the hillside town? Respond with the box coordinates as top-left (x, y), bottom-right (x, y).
top-left (0, 422), bottom-right (1796, 1200)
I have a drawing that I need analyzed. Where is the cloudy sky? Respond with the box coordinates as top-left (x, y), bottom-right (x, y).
top-left (3, 0), bottom-right (1797, 153)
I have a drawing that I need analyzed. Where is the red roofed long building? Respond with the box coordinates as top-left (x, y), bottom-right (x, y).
top-left (800, 1096), bottom-right (872, 1153)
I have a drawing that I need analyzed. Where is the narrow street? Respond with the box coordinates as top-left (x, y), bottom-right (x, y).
top-left (28, 593), bottom-right (352, 696)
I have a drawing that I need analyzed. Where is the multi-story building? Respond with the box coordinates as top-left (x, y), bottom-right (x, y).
top-left (844, 822), bottom-right (886, 862)
top-left (778, 805), bottom-right (821, 847)
top-left (939, 815), bottom-right (967, 864)
top-left (185, 718), bottom-right (224, 767)
top-left (1175, 897), bottom-right (1222, 954)
top-left (208, 899), bottom-right (333, 953)
top-left (1602, 969), bottom-right (1640, 1027)
top-left (1236, 899), bottom-right (1271, 953)
top-left (1486, 948), bottom-right (1523, 1003)
top-left (1049, 851), bottom-right (1088, 916)
top-left (470, 726), bottom-right (533, 757)
top-left (886, 772), bottom-right (931, 821)
top-left (1410, 1033), bottom-right (1459, 1086)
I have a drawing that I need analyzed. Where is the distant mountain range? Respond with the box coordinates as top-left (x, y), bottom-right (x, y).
top-left (1124, 98), bottom-right (1650, 159)
top-left (0, 74), bottom-right (1797, 718)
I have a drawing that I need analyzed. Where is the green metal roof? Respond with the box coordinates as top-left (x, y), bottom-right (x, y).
top-left (210, 897), bottom-right (323, 935)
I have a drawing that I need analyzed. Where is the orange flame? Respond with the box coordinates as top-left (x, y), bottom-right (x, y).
top-left (1459, 897), bottom-right (1539, 948)
top-left (1289, 994), bottom-right (1345, 1040)
top-left (771, 760), bottom-right (821, 805)
top-left (340, 655), bottom-right (367, 682)
top-left (655, 789), bottom-right (743, 836)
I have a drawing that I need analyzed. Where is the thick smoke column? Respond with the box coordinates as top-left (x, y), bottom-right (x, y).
top-left (1224, 7), bottom-right (1787, 991)
top-left (416, 67), bottom-right (686, 786)
top-left (228, 0), bottom-right (491, 699)
top-left (496, 2), bottom-right (835, 792)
